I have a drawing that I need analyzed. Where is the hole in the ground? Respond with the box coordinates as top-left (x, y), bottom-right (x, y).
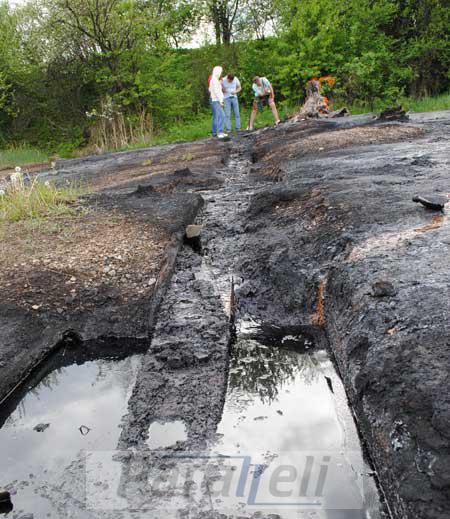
top-left (0, 339), bottom-right (147, 517)
top-left (0, 491), bottom-right (13, 515)
top-left (183, 234), bottom-right (203, 254)
top-left (211, 330), bottom-right (388, 518)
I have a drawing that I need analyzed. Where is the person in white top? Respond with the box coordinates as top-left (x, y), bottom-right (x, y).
top-left (208, 66), bottom-right (227, 139)
top-left (221, 74), bottom-right (242, 132)
top-left (248, 75), bottom-right (281, 130)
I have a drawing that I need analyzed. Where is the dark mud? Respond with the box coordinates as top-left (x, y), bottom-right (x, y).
top-left (1, 111), bottom-right (450, 518)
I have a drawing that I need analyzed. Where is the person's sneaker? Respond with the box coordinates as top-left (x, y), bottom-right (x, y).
top-left (217, 132), bottom-right (228, 139)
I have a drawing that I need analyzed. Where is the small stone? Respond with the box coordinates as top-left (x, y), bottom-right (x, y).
top-left (33, 423), bottom-right (50, 432)
top-left (31, 305), bottom-right (40, 310)
top-left (56, 307), bottom-right (64, 314)
top-left (412, 194), bottom-right (446, 211)
top-left (108, 270), bottom-right (116, 277)
top-left (185, 224), bottom-right (203, 239)
top-left (148, 277), bottom-right (157, 286)
top-left (103, 266), bottom-right (110, 273)
top-left (371, 280), bottom-right (396, 297)
top-left (194, 351), bottom-right (210, 363)
top-left (70, 276), bottom-right (76, 282)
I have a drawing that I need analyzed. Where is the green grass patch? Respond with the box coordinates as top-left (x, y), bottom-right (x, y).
top-left (119, 102), bottom-right (296, 151)
top-left (4, 92), bottom-right (449, 163)
top-left (0, 146), bottom-right (49, 169)
top-left (402, 91), bottom-right (450, 112)
top-left (336, 91), bottom-right (450, 115)
top-left (0, 178), bottom-right (85, 223)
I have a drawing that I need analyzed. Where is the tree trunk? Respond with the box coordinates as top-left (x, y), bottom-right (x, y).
top-left (292, 80), bottom-right (329, 120)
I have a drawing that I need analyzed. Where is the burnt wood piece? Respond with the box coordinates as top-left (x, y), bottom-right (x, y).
top-left (330, 107), bottom-right (350, 118)
top-left (377, 105), bottom-right (409, 122)
top-left (412, 194), bottom-right (446, 211)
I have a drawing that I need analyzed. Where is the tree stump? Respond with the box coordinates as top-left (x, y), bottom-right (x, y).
top-left (292, 80), bottom-right (328, 121)
top-left (292, 79), bottom-right (350, 121)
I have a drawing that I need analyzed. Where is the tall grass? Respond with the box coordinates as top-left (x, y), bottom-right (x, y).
top-left (0, 146), bottom-right (49, 169)
top-left (121, 102), bottom-right (295, 150)
top-left (340, 91), bottom-right (450, 115)
top-left (0, 177), bottom-right (84, 223)
top-left (403, 92), bottom-right (450, 112)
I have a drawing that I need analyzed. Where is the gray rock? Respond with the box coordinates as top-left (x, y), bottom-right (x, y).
top-left (412, 194), bottom-right (446, 211)
top-left (194, 351), bottom-right (210, 363)
top-left (185, 224), bottom-right (203, 239)
top-left (33, 423), bottom-right (50, 432)
top-left (371, 280), bottom-right (396, 297)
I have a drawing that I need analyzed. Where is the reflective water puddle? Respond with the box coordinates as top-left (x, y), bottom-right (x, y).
top-left (0, 336), bottom-right (387, 519)
top-left (207, 337), bottom-right (386, 518)
top-left (0, 350), bottom-right (143, 518)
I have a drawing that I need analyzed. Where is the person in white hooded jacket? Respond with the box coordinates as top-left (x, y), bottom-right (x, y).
top-left (209, 66), bottom-right (227, 139)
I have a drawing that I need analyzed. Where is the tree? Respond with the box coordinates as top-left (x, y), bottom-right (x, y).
top-left (235, 0), bottom-right (279, 40)
top-left (207, 0), bottom-right (240, 45)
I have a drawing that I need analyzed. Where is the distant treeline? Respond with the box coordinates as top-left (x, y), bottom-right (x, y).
top-left (0, 0), bottom-right (448, 153)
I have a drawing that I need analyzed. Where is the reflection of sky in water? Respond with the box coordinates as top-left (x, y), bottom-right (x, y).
top-left (0, 339), bottom-right (383, 519)
top-left (212, 340), bottom-right (383, 519)
top-left (146, 420), bottom-right (188, 449)
top-left (0, 355), bottom-right (142, 518)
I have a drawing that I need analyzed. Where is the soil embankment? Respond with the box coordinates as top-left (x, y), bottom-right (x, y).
top-left (0, 139), bottom-right (229, 403)
top-left (240, 112), bottom-right (450, 518)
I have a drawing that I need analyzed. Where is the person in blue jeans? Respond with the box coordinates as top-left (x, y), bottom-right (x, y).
top-left (221, 74), bottom-right (242, 132)
top-left (209, 66), bottom-right (227, 138)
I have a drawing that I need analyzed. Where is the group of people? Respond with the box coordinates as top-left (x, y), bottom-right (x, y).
top-left (208, 66), bottom-right (281, 139)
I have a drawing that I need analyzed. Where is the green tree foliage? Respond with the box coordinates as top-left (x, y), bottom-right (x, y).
top-left (0, 0), bottom-right (448, 152)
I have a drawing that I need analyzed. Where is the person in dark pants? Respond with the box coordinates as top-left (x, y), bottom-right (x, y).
top-left (248, 76), bottom-right (281, 130)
